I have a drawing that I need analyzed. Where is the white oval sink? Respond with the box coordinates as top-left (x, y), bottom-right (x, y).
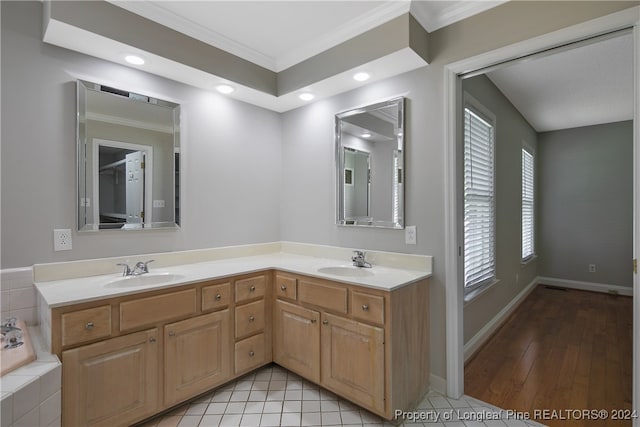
top-left (316, 266), bottom-right (374, 277)
top-left (104, 273), bottom-right (186, 288)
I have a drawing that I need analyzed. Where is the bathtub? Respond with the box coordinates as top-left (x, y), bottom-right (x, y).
top-left (0, 322), bottom-right (61, 427)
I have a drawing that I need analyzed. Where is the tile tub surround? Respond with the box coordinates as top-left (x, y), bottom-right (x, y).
top-left (0, 267), bottom-right (37, 326)
top-left (34, 242), bottom-right (433, 308)
top-left (134, 364), bottom-right (545, 427)
top-left (0, 326), bottom-right (62, 427)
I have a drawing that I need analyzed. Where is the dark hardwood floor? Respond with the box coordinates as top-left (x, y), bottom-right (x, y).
top-left (465, 285), bottom-right (633, 426)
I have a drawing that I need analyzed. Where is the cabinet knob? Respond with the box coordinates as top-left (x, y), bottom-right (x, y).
top-left (168, 331), bottom-right (176, 337)
top-left (85, 322), bottom-right (94, 330)
top-left (280, 285), bottom-right (287, 291)
top-left (362, 304), bottom-right (369, 312)
top-left (249, 315), bottom-right (255, 322)
top-left (310, 319), bottom-right (317, 324)
top-left (250, 286), bottom-right (256, 292)
top-left (322, 320), bottom-right (329, 325)
top-left (215, 293), bottom-right (222, 301)
top-left (249, 350), bottom-right (255, 357)
top-left (149, 337), bottom-right (156, 343)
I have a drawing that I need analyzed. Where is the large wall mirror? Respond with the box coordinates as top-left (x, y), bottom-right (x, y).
top-left (335, 97), bottom-right (404, 229)
top-left (77, 80), bottom-right (181, 231)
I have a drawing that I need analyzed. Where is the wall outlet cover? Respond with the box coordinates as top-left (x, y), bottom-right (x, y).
top-left (53, 229), bottom-right (72, 251)
top-left (153, 200), bottom-right (165, 208)
top-left (588, 264), bottom-right (596, 273)
top-left (405, 226), bottom-right (417, 245)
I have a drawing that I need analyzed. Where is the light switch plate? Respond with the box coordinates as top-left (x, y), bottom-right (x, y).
top-left (53, 229), bottom-right (72, 251)
top-left (405, 226), bottom-right (417, 245)
top-left (153, 200), bottom-right (165, 208)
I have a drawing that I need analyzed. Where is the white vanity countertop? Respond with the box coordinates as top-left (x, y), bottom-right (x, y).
top-left (35, 251), bottom-right (432, 308)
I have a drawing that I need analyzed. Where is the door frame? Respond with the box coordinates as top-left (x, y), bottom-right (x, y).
top-left (92, 138), bottom-right (154, 226)
top-left (443, 7), bottom-right (640, 421)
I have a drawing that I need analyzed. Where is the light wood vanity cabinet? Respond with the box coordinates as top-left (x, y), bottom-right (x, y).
top-left (164, 310), bottom-right (232, 406)
top-left (52, 269), bottom-right (427, 424)
top-left (62, 328), bottom-right (159, 427)
top-left (272, 273), bottom-right (430, 420)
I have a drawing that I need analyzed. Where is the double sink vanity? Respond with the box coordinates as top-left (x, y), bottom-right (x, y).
top-left (34, 243), bottom-right (432, 426)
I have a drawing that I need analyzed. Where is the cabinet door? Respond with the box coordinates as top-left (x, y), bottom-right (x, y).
top-left (164, 310), bottom-right (232, 406)
top-left (273, 300), bottom-right (320, 383)
top-left (321, 313), bottom-right (384, 414)
top-left (62, 328), bottom-right (159, 427)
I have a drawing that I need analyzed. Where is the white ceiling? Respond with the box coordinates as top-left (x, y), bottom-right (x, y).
top-left (486, 31), bottom-right (634, 132)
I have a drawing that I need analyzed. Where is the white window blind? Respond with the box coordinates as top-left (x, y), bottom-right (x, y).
top-left (464, 107), bottom-right (495, 290)
top-left (521, 148), bottom-right (535, 261)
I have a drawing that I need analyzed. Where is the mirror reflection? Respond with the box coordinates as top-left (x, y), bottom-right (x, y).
top-left (77, 80), bottom-right (180, 231)
top-left (335, 97), bottom-right (404, 228)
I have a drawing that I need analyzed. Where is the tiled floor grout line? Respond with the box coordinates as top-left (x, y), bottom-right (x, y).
top-left (135, 364), bottom-right (547, 427)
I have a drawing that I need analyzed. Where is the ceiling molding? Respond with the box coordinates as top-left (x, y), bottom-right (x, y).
top-left (411, 0), bottom-right (508, 32)
top-left (87, 112), bottom-right (174, 134)
top-left (107, 0), bottom-right (278, 71)
top-left (276, 0), bottom-right (411, 72)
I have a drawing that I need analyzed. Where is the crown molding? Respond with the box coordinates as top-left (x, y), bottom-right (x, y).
top-left (411, 0), bottom-right (508, 33)
top-left (107, 0), bottom-right (278, 70)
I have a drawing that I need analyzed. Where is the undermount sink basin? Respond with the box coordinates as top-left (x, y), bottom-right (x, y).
top-left (316, 266), bottom-right (374, 277)
top-left (104, 273), bottom-right (186, 288)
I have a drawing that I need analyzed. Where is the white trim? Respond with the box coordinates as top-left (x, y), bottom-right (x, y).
top-left (91, 139), bottom-right (154, 227)
top-left (632, 22), bottom-right (640, 426)
top-left (538, 277), bottom-right (633, 297)
top-left (429, 374), bottom-right (447, 395)
top-left (410, 1), bottom-right (507, 33)
top-left (463, 277), bottom-right (539, 362)
top-left (86, 112), bottom-right (174, 134)
top-left (444, 5), bottom-right (640, 403)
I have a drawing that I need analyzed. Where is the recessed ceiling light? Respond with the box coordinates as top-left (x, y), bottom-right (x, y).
top-left (362, 133), bottom-right (372, 138)
top-left (299, 92), bottom-right (315, 101)
top-left (353, 72), bottom-right (370, 82)
top-left (124, 54), bottom-right (145, 65)
top-left (216, 84), bottom-right (235, 94)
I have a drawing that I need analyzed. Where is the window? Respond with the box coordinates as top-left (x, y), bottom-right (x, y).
top-left (521, 147), bottom-right (535, 261)
top-left (463, 103), bottom-right (496, 291)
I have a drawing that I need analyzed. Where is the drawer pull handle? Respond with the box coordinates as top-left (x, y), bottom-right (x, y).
top-left (322, 320), bottom-right (329, 325)
top-left (280, 285), bottom-right (287, 291)
top-left (168, 331), bottom-right (176, 337)
top-left (249, 315), bottom-right (255, 322)
top-left (250, 286), bottom-right (256, 292)
top-left (85, 322), bottom-right (94, 330)
top-left (362, 304), bottom-right (369, 311)
top-left (249, 350), bottom-right (255, 357)
top-left (215, 294), bottom-right (222, 301)
top-left (149, 338), bottom-right (156, 343)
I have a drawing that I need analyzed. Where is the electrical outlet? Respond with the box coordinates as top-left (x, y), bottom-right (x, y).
top-left (54, 229), bottom-right (72, 251)
top-left (588, 264), bottom-right (596, 273)
top-left (405, 226), bottom-right (417, 245)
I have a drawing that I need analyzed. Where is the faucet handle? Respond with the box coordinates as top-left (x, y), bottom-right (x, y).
top-left (352, 250), bottom-right (365, 260)
top-left (142, 260), bottom-right (154, 271)
top-left (2, 317), bottom-right (17, 328)
top-left (116, 263), bottom-right (132, 276)
top-left (135, 260), bottom-right (154, 274)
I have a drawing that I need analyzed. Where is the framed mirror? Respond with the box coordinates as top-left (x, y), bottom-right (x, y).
top-left (77, 80), bottom-right (181, 231)
top-left (335, 97), bottom-right (404, 229)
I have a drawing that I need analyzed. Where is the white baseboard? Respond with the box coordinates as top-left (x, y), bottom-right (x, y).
top-left (429, 373), bottom-right (447, 395)
top-left (537, 276), bottom-right (633, 297)
top-left (463, 277), bottom-right (538, 362)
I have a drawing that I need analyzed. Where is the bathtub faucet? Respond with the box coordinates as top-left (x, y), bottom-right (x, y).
top-left (1, 317), bottom-right (21, 335)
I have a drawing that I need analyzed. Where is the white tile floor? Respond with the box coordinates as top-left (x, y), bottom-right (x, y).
top-left (135, 364), bottom-right (545, 427)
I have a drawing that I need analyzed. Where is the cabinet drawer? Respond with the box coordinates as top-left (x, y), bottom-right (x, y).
top-left (120, 289), bottom-right (196, 332)
top-left (235, 333), bottom-right (265, 374)
top-left (235, 299), bottom-right (265, 339)
top-left (235, 275), bottom-right (266, 303)
top-left (202, 282), bottom-right (231, 312)
top-left (275, 274), bottom-right (297, 300)
top-left (351, 291), bottom-right (385, 325)
top-left (61, 305), bottom-right (112, 347)
top-left (298, 280), bottom-right (348, 314)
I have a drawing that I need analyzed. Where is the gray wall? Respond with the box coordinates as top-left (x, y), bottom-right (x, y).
top-left (1, 2), bottom-right (282, 267)
top-left (461, 75), bottom-right (539, 343)
top-left (538, 121), bottom-right (633, 287)
top-left (1, 0), bottom-right (634, 382)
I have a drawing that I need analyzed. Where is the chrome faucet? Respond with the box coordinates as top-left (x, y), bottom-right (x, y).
top-left (1, 317), bottom-right (20, 335)
top-left (351, 250), bottom-right (372, 268)
top-left (2, 317), bottom-right (24, 349)
top-left (117, 260), bottom-right (154, 276)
